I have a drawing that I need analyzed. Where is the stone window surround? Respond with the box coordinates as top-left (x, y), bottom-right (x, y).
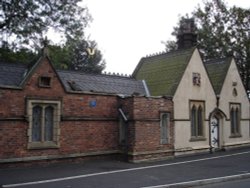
top-left (27, 99), bottom-right (61, 149)
top-left (160, 112), bottom-right (170, 144)
top-left (190, 100), bottom-right (206, 141)
top-left (229, 103), bottom-right (242, 138)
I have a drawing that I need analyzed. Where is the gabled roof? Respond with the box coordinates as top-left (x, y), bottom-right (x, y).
top-left (204, 58), bottom-right (232, 95)
top-left (133, 47), bottom-right (195, 96)
top-left (0, 61), bottom-right (146, 96)
top-left (58, 70), bottom-right (146, 96)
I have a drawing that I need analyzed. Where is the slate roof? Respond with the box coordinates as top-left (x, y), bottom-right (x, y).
top-left (0, 61), bottom-right (146, 96)
top-left (57, 70), bottom-right (146, 96)
top-left (0, 62), bottom-right (27, 87)
top-left (204, 58), bottom-right (232, 95)
top-left (133, 47), bottom-right (195, 96)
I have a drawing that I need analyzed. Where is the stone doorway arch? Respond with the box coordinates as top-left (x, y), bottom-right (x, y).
top-left (209, 109), bottom-right (226, 152)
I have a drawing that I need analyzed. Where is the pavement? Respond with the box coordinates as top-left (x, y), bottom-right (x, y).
top-left (1, 147), bottom-right (250, 188)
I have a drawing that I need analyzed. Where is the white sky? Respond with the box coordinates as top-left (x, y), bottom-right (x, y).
top-left (81, 0), bottom-right (249, 75)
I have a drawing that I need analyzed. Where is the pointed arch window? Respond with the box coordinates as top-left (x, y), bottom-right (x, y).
top-left (230, 104), bottom-right (241, 136)
top-left (190, 101), bottom-right (205, 139)
top-left (32, 105), bottom-right (42, 142)
top-left (45, 106), bottom-right (54, 141)
top-left (191, 105), bottom-right (197, 137)
top-left (27, 99), bottom-right (61, 149)
top-left (197, 106), bottom-right (203, 136)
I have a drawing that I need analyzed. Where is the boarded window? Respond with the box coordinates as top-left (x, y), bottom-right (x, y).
top-left (160, 113), bottom-right (170, 144)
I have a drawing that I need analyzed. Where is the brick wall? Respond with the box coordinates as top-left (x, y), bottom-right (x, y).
top-left (0, 57), bottom-right (175, 165)
top-left (119, 96), bottom-right (174, 162)
top-left (0, 58), bottom-right (120, 164)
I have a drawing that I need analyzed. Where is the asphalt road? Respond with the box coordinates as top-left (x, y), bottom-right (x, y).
top-left (1, 148), bottom-right (250, 188)
top-left (198, 178), bottom-right (250, 188)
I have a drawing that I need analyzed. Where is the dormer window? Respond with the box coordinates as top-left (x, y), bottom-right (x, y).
top-left (39, 76), bottom-right (51, 87)
top-left (193, 73), bottom-right (201, 86)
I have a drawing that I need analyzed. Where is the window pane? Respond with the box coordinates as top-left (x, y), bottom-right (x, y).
top-left (235, 108), bottom-right (239, 134)
top-left (45, 106), bottom-right (54, 141)
top-left (197, 106), bottom-right (203, 136)
top-left (161, 113), bottom-right (168, 144)
top-left (32, 106), bottom-right (42, 141)
top-left (191, 106), bottom-right (196, 137)
top-left (231, 108), bottom-right (235, 134)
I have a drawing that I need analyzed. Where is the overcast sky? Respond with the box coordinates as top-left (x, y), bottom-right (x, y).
top-left (82, 0), bottom-right (249, 75)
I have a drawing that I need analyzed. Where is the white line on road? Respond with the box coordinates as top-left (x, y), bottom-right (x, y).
top-left (140, 172), bottom-right (250, 188)
top-left (3, 150), bottom-right (250, 187)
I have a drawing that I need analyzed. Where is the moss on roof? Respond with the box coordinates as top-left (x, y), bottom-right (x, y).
top-left (133, 47), bottom-right (195, 96)
top-left (205, 58), bottom-right (231, 95)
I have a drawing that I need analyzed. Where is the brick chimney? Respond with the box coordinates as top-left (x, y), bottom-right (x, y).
top-left (177, 18), bottom-right (197, 49)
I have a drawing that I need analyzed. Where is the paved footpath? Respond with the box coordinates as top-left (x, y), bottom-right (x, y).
top-left (1, 148), bottom-right (250, 188)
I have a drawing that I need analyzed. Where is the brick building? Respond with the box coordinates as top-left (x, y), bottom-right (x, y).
top-left (1, 18), bottom-right (249, 166)
top-left (0, 53), bottom-right (174, 165)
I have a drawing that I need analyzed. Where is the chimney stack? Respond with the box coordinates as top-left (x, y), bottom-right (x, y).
top-left (177, 18), bottom-right (197, 49)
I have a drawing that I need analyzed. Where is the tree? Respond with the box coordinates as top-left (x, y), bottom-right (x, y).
top-left (49, 40), bottom-right (106, 74)
top-left (164, 0), bottom-right (250, 92)
top-left (0, 43), bottom-right (37, 64)
top-left (0, 1), bottom-right (106, 73)
top-left (67, 40), bottom-right (105, 73)
top-left (0, 0), bottom-right (90, 49)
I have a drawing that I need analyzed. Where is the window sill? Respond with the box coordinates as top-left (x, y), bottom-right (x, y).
top-left (229, 134), bottom-right (242, 138)
top-left (160, 140), bottom-right (169, 145)
top-left (28, 141), bottom-right (59, 150)
top-left (190, 137), bottom-right (206, 142)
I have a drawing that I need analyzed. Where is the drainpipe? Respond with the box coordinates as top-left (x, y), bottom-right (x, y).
top-left (216, 95), bottom-right (220, 108)
top-left (142, 80), bottom-right (150, 97)
top-left (118, 107), bottom-right (129, 161)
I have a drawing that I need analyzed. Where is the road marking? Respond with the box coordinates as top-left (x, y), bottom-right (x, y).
top-left (3, 150), bottom-right (250, 187)
top-left (140, 172), bottom-right (250, 188)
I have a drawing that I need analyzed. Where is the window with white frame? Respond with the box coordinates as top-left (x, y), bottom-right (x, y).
top-left (230, 103), bottom-right (241, 136)
top-left (27, 99), bottom-right (61, 149)
top-left (190, 101), bottom-right (205, 139)
top-left (160, 113), bottom-right (170, 144)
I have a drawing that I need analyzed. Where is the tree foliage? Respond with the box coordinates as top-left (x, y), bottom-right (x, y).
top-left (164, 0), bottom-right (250, 92)
top-left (0, 0), bottom-right (89, 49)
top-left (0, 44), bottom-right (37, 64)
top-left (0, 0), bottom-right (106, 73)
top-left (49, 40), bottom-right (105, 74)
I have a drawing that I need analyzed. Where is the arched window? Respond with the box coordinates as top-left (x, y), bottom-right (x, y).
top-left (191, 105), bottom-right (197, 137)
top-left (235, 107), bottom-right (240, 133)
top-left (190, 102), bottom-right (204, 138)
top-left (32, 105), bottom-right (42, 142)
top-left (197, 106), bottom-right (203, 136)
top-left (28, 100), bottom-right (61, 149)
top-left (230, 107), bottom-right (235, 134)
top-left (45, 106), bottom-right (54, 141)
top-left (230, 104), bottom-right (241, 136)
